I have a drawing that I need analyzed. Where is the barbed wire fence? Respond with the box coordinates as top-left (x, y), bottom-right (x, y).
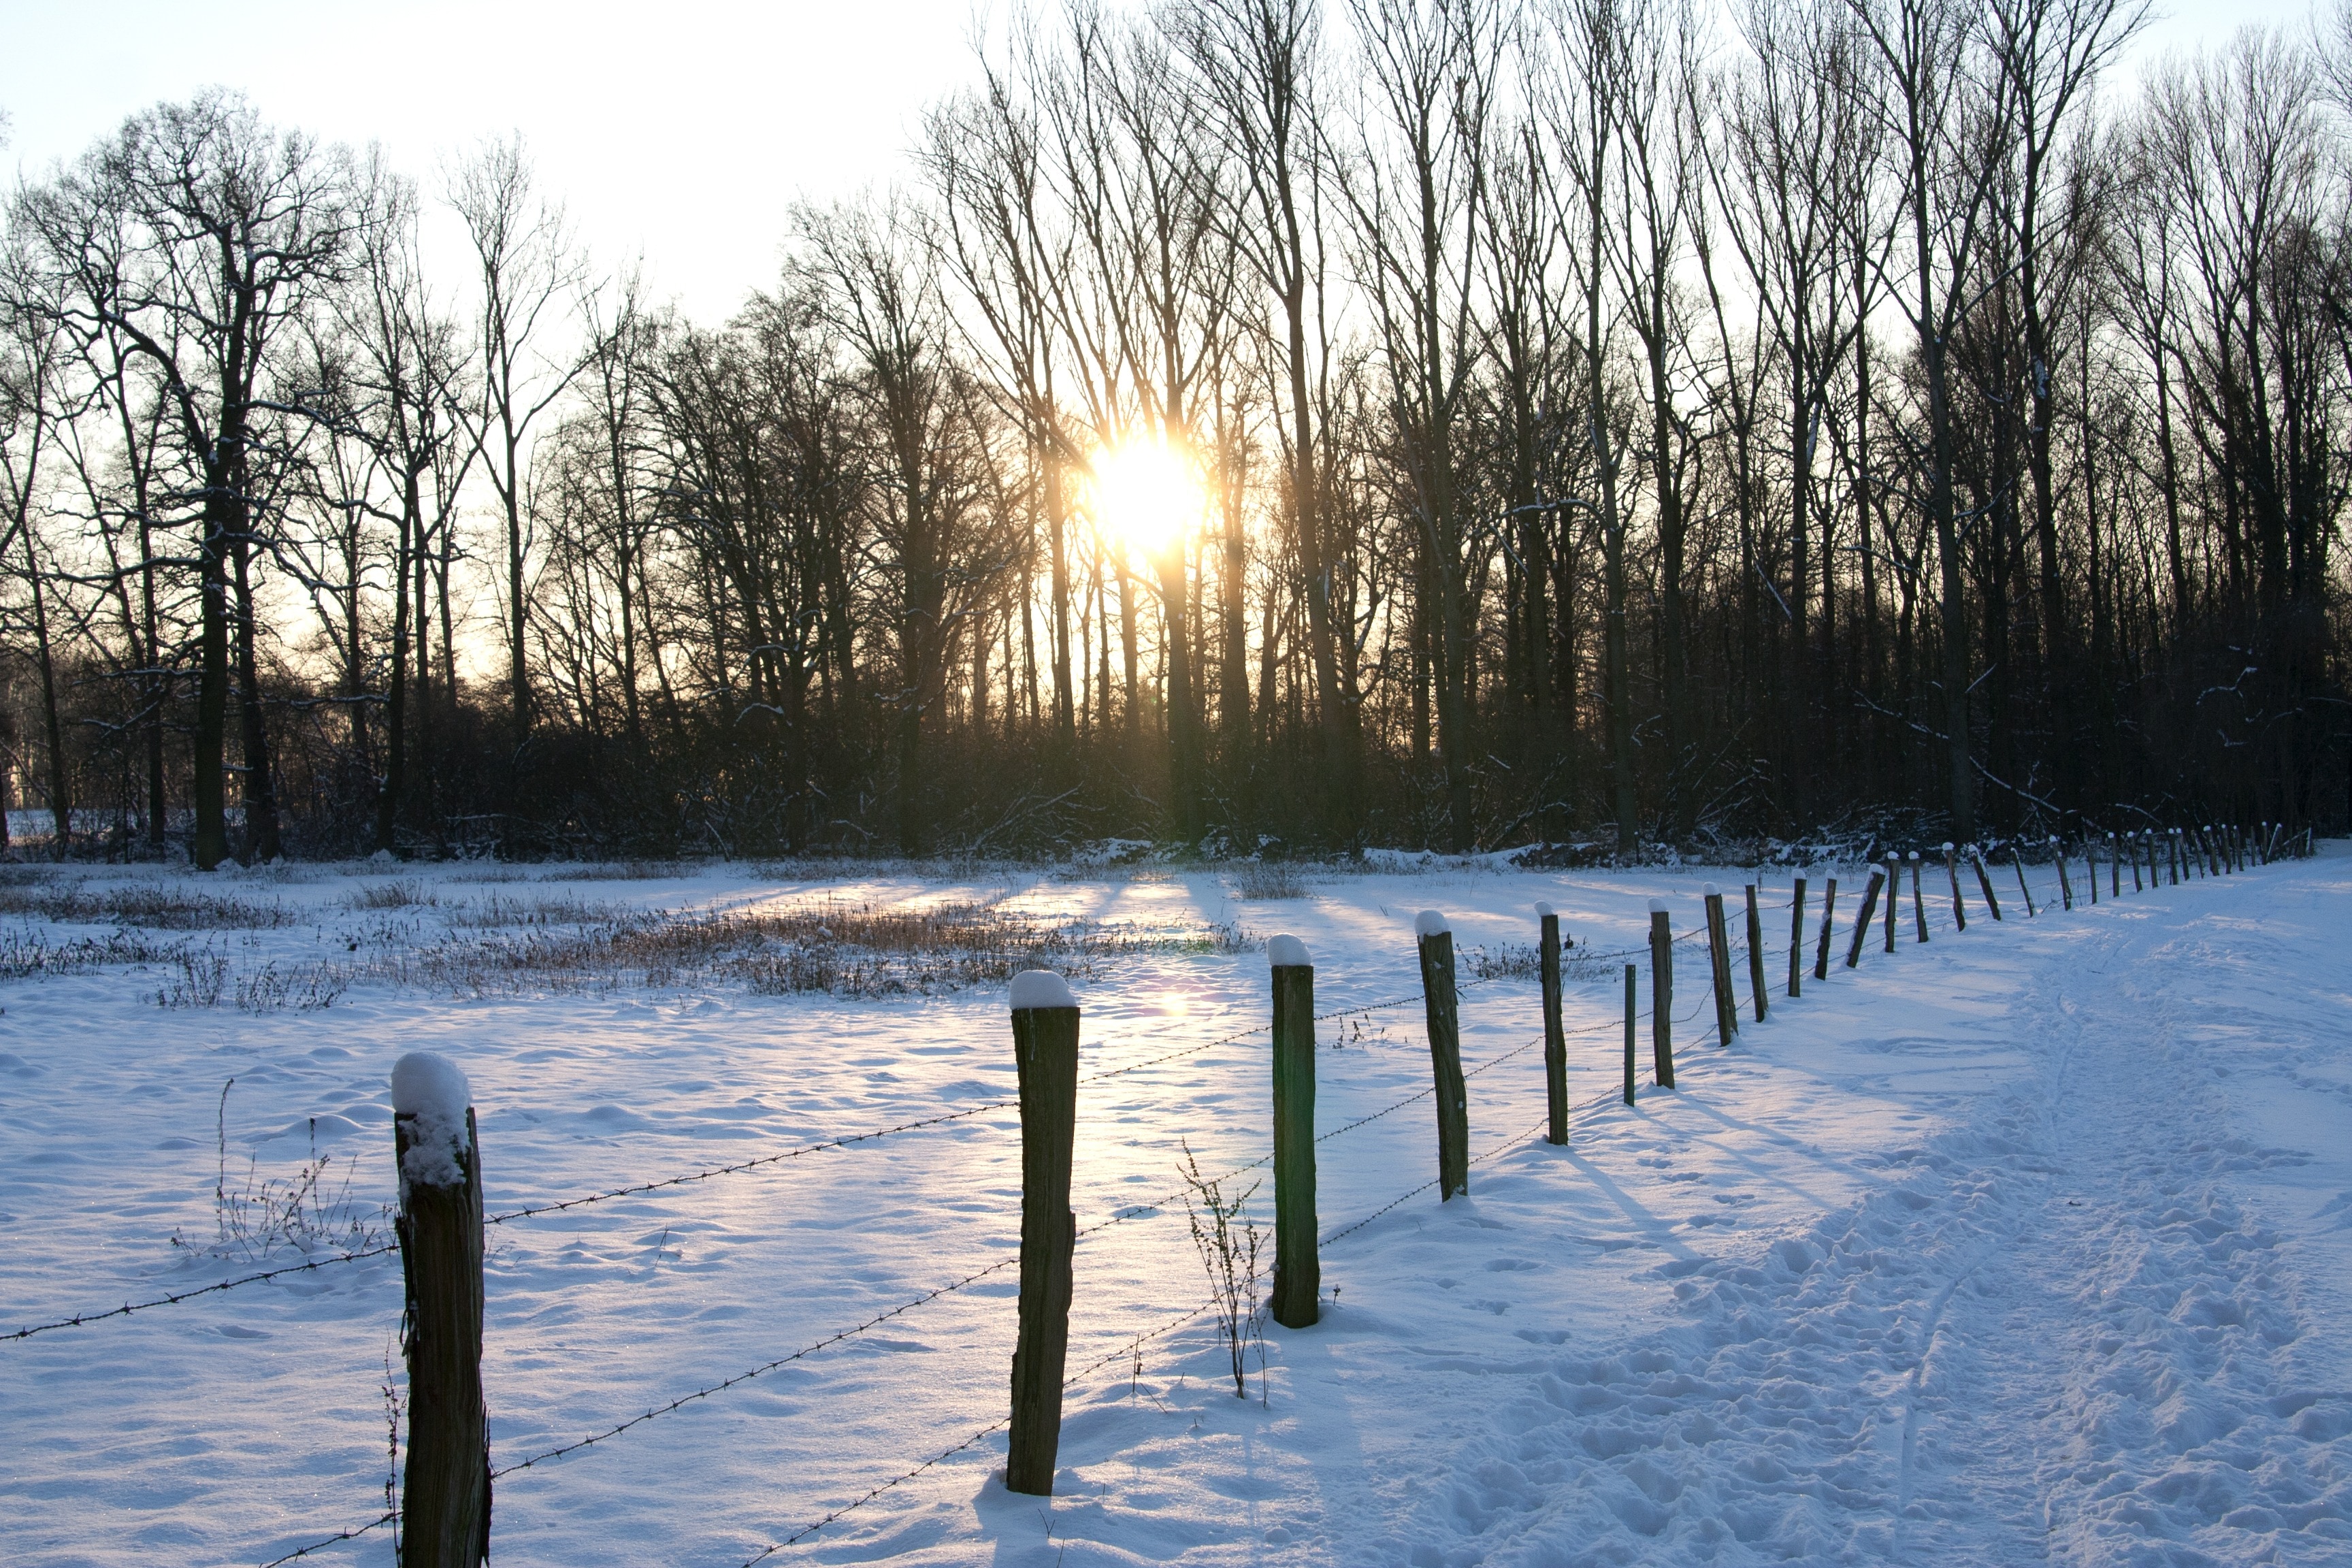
top-left (9, 848), bottom-right (2278, 1564)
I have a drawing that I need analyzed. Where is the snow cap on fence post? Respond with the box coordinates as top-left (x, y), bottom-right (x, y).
top-left (1009, 970), bottom-right (1076, 1011)
top-left (1702, 881), bottom-right (1720, 897)
top-left (1534, 900), bottom-right (1554, 918)
top-left (1648, 898), bottom-right (1668, 914)
top-left (391, 1051), bottom-right (472, 1194)
top-left (1414, 909), bottom-right (1450, 938)
top-left (1267, 934), bottom-right (1311, 968)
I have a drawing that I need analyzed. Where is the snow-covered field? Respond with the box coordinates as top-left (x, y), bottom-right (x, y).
top-left (2, 847), bottom-right (2347, 1567)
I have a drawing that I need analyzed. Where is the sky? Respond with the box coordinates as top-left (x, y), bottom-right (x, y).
top-left (0, 0), bottom-right (2325, 325)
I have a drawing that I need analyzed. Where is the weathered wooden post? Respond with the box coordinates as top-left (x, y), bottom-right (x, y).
top-left (2085, 842), bottom-right (2098, 905)
top-left (1703, 884), bottom-right (1737, 1047)
top-left (1908, 853), bottom-right (1929, 942)
top-left (1415, 912), bottom-right (1470, 1200)
top-left (1537, 905), bottom-right (1569, 1146)
top-left (1648, 900), bottom-right (1677, 1089)
top-left (2014, 846), bottom-right (2038, 915)
top-left (1007, 971), bottom-right (1079, 1496)
top-left (1788, 877), bottom-right (1808, 997)
top-left (2168, 828), bottom-right (2181, 885)
top-left (1621, 963), bottom-right (1637, 1106)
top-left (391, 1051), bottom-right (489, 1568)
top-left (1846, 865), bottom-right (1887, 968)
top-left (1971, 849), bottom-right (2003, 920)
top-left (2054, 838), bottom-right (2074, 910)
top-left (1882, 855), bottom-right (1899, 951)
top-left (2128, 832), bottom-right (2143, 893)
top-left (1812, 877), bottom-right (1840, 981)
top-left (1267, 938), bottom-right (1319, 1329)
top-left (2109, 833), bottom-right (2121, 898)
top-left (1942, 844), bottom-right (1967, 932)
top-left (1744, 883), bottom-right (1767, 1022)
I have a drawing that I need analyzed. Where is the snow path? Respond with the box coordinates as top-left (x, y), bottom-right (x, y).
top-left (0, 855), bottom-right (2345, 1565)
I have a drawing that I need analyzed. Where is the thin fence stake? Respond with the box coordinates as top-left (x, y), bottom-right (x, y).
top-left (1813, 878), bottom-right (1840, 981)
top-left (1703, 885), bottom-right (1736, 1047)
top-left (1648, 902), bottom-right (1677, 1089)
top-left (2109, 833), bottom-right (2121, 898)
top-left (1416, 913), bottom-right (1469, 1199)
top-left (2085, 843), bottom-right (2098, 905)
top-left (1622, 964), bottom-right (1636, 1107)
top-left (1972, 849), bottom-right (2003, 920)
top-left (1268, 938), bottom-right (1319, 1328)
top-left (2129, 832), bottom-right (2143, 893)
top-left (1908, 853), bottom-right (1929, 942)
top-left (1007, 973), bottom-right (1079, 1496)
top-left (1788, 877), bottom-right (1808, 998)
top-left (2168, 828), bottom-right (2181, 885)
top-left (1882, 855), bottom-right (1899, 951)
top-left (1538, 907), bottom-right (1568, 1147)
top-left (1847, 866), bottom-right (1887, 968)
top-left (391, 1051), bottom-right (490, 1568)
top-left (2014, 847), bottom-right (2038, 915)
top-left (2055, 838), bottom-right (2074, 910)
top-left (1943, 843), bottom-right (1967, 932)
top-left (1744, 883), bottom-right (1767, 1022)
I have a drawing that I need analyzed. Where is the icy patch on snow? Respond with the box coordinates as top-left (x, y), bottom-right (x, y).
top-left (1008, 970), bottom-right (1075, 1011)
top-left (1414, 909), bottom-right (1450, 937)
top-left (391, 1051), bottom-right (471, 1190)
top-left (1267, 934), bottom-right (1310, 968)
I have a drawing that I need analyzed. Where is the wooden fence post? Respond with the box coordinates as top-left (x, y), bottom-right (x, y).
top-left (1812, 878), bottom-right (1840, 981)
top-left (1943, 844), bottom-right (1967, 932)
top-left (1882, 855), bottom-right (1899, 951)
top-left (1415, 913), bottom-right (1470, 1200)
top-left (1744, 883), bottom-right (1767, 1022)
top-left (1537, 906), bottom-right (1568, 1146)
top-left (1847, 866), bottom-right (1886, 968)
top-left (391, 1051), bottom-right (489, 1568)
top-left (2014, 847), bottom-right (2038, 915)
top-left (1972, 849), bottom-right (2003, 920)
top-left (1703, 884), bottom-right (1736, 1047)
top-left (1648, 901), bottom-right (1677, 1089)
top-left (2055, 838), bottom-right (2074, 909)
top-left (1007, 971), bottom-right (1079, 1496)
top-left (2085, 843), bottom-right (2098, 905)
top-left (1622, 963), bottom-right (1637, 1106)
top-left (1908, 853), bottom-right (1929, 942)
top-left (2128, 832), bottom-right (2143, 893)
top-left (2168, 828), bottom-right (2181, 885)
top-left (1788, 877), bottom-right (1808, 997)
top-left (2109, 833), bottom-right (2121, 898)
top-left (1267, 938), bottom-right (1319, 1330)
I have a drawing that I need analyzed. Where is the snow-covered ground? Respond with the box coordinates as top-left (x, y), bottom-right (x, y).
top-left (1, 847), bottom-right (2347, 1566)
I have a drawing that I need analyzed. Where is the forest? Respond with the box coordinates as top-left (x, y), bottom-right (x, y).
top-left (0, 0), bottom-right (2346, 865)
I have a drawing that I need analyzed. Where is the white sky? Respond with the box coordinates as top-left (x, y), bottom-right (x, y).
top-left (0, 0), bottom-right (2319, 328)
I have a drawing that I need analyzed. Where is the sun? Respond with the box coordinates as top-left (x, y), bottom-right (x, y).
top-left (1088, 434), bottom-right (1202, 560)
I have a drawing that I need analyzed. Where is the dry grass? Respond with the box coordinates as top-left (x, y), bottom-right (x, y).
top-left (443, 893), bottom-right (621, 928)
top-left (0, 926), bottom-right (190, 981)
top-left (539, 860), bottom-right (684, 882)
top-left (346, 879), bottom-right (436, 911)
top-left (0, 883), bottom-right (295, 930)
top-left (365, 898), bottom-right (1243, 999)
top-left (1228, 862), bottom-right (1309, 900)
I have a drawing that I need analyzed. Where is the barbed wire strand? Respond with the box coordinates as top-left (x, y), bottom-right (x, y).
top-left (732, 1293), bottom-right (1220, 1567)
top-left (255, 1508), bottom-right (396, 1568)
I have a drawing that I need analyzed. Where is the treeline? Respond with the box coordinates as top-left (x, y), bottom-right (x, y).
top-left (1, 0), bottom-right (2347, 865)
